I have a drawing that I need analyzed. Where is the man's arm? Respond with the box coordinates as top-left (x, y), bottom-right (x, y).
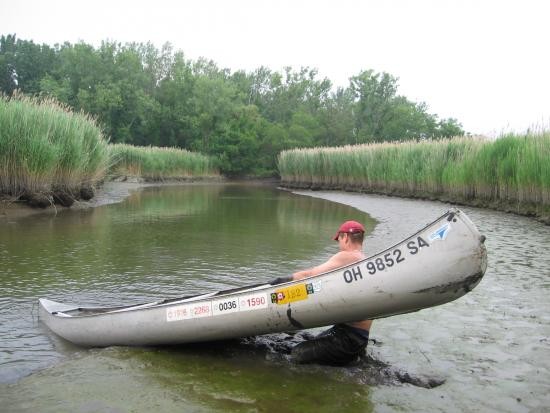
top-left (293, 252), bottom-right (350, 280)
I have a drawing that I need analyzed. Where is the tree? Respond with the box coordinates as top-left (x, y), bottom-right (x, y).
top-left (1, 35), bottom-right (467, 177)
top-left (211, 105), bottom-right (263, 176)
top-left (380, 98), bottom-right (435, 140)
top-left (436, 117), bottom-right (464, 138)
top-left (0, 35), bottom-right (56, 96)
top-left (318, 87), bottom-right (355, 146)
top-left (349, 70), bottom-right (399, 142)
top-left (189, 74), bottom-right (238, 153)
top-left (0, 34), bottom-right (18, 95)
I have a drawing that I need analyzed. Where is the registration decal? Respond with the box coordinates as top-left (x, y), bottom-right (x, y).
top-left (166, 302), bottom-right (212, 322)
top-left (429, 223), bottom-right (451, 242)
top-left (306, 280), bottom-right (322, 294)
top-left (238, 293), bottom-right (268, 311)
top-left (212, 298), bottom-right (240, 316)
top-left (342, 236), bottom-right (430, 283)
top-left (168, 293), bottom-right (269, 321)
top-left (271, 283), bottom-right (309, 305)
top-left (167, 304), bottom-right (192, 322)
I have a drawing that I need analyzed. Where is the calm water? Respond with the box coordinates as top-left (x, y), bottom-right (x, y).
top-left (0, 184), bottom-right (375, 412)
top-left (1, 184), bottom-right (549, 412)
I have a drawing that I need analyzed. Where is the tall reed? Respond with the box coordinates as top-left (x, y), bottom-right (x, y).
top-left (278, 133), bottom-right (550, 218)
top-left (0, 95), bottom-right (219, 207)
top-left (0, 94), bottom-right (109, 201)
top-left (108, 144), bottom-right (219, 180)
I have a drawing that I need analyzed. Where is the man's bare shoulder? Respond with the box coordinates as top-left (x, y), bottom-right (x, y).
top-left (331, 250), bottom-right (365, 266)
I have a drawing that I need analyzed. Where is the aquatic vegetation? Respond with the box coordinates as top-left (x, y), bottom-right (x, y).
top-left (0, 95), bottom-right (219, 207)
top-left (108, 144), bottom-right (219, 181)
top-left (278, 133), bottom-right (550, 219)
top-left (0, 94), bottom-right (109, 206)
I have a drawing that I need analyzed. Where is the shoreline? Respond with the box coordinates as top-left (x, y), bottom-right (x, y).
top-left (1, 182), bottom-right (146, 220)
top-left (0, 176), bottom-right (229, 220)
top-left (279, 182), bottom-right (550, 225)
top-left (3, 178), bottom-right (548, 226)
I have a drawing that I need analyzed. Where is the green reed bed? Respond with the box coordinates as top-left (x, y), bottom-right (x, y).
top-left (108, 144), bottom-right (219, 181)
top-left (278, 133), bottom-right (550, 221)
top-left (0, 96), bottom-right (218, 208)
top-left (0, 95), bottom-right (109, 206)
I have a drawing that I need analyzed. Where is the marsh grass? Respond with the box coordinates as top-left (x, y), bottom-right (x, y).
top-left (108, 144), bottom-right (219, 181)
top-left (0, 94), bottom-right (109, 204)
top-left (1, 95), bottom-right (219, 207)
top-left (278, 134), bottom-right (550, 219)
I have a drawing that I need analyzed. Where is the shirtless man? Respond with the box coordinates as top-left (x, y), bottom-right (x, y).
top-left (271, 220), bottom-right (372, 365)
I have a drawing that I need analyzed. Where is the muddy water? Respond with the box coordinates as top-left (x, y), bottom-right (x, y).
top-left (0, 184), bottom-right (548, 412)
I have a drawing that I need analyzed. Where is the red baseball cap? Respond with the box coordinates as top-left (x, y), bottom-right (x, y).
top-left (333, 220), bottom-right (365, 240)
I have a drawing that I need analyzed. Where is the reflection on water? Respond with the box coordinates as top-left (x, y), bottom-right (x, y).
top-left (0, 184), bottom-right (375, 412)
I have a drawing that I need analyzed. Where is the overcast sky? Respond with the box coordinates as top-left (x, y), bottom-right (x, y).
top-left (2, 0), bottom-right (549, 136)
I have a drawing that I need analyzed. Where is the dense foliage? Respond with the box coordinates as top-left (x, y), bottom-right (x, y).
top-left (1, 34), bottom-right (465, 176)
top-left (278, 133), bottom-right (550, 215)
top-left (0, 94), bottom-right (109, 203)
top-left (0, 95), bottom-right (219, 206)
top-left (109, 144), bottom-right (218, 180)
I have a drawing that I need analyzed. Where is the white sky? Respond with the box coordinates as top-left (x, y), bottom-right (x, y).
top-left (2, 0), bottom-right (549, 136)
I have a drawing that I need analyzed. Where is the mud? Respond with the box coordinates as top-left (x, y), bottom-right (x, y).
top-left (241, 332), bottom-right (445, 389)
top-left (291, 189), bottom-right (550, 412)
top-left (281, 183), bottom-right (550, 225)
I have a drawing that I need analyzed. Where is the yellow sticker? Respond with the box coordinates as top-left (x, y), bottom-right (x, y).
top-left (273, 284), bottom-right (309, 305)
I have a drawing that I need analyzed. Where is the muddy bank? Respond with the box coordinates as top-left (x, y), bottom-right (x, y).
top-left (0, 177), bottom-right (226, 219)
top-left (11, 175), bottom-right (547, 226)
top-left (0, 182), bottom-right (141, 219)
top-left (281, 182), bottom-right (550, 225)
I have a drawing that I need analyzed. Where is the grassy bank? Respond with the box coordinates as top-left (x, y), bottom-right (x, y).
top-left (278, 134), bottom-right (550, 223)
top-left (0, 96), bottom-right (219, 208)
top-left (0, 95), bottom-right (110, 207)
top-left (108, 144), bottom-right (219, 181)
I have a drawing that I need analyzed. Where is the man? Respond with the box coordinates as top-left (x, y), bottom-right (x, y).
top-left (272, 220), bottom-right (372, 365)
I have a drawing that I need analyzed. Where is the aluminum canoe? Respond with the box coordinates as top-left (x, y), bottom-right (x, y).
top-left (39, 208), bottom-right (487, 347)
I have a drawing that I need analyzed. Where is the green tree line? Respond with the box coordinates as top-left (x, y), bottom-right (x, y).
top-left (0, 34), bottom-right (464, 176)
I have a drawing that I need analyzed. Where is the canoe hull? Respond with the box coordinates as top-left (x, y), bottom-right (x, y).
top-left (39, 209), bottom-right (487, 347)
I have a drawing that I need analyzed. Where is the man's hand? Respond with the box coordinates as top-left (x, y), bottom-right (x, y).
top-left (269, 276), bottom-right (293, 285)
